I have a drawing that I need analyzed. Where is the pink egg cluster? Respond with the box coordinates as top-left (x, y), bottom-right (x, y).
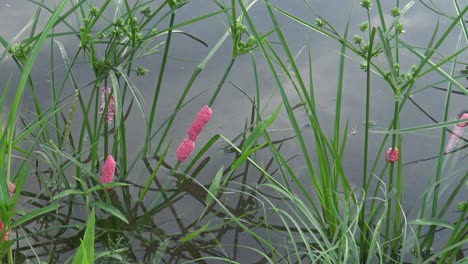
top-left (188, 105), bottom-right (213, 141)
top-left (445, 112), bottom-right (468, 153)
top-left (176, 138), bottom-right (196, 162)
top-left (176, 105), bottom-right (213, 162)
top-left (386, 147), bottom-right (399, 162)
top-left (456, 113), bottom-right (468, 128)
top-left (0, 221), bottom-right (9, 241)
top-left (99, 86), bottom-right (115, 124)
top-left (9, 182), bottom-right (15, 198)
top-left (100, 155), bottom-right (116, 184)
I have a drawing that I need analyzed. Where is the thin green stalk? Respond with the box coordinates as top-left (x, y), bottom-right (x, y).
top-left (144, 13), bottom-right (176, 158)
top-left (440, 206), bottom-right (467, 264)
top-left (390, 0), bottom-right (404, 257)
top-left (375, 0), bottom-right (387, 32)
top-left (208, 58), bottom-right (235, 106)
top-left (424, 33), bottom-right (460, 252)
top-left (249, 53), bottom-right (261, 120)
top-left (306, 41), bottom-right (316, 113)
top-left (360, 26), bottom-right (376, 262)
top-left (50, 36), bottom-right (61, 148)
top-left (386, 99), bottom-right (400, 258)
top-left (333, 0), bottom-right (353, 149)
top-left (76, 83), bottom-right (98, 180)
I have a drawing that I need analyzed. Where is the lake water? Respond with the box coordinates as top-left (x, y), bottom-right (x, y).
top-left (1, 0), bottom-right (467, 262)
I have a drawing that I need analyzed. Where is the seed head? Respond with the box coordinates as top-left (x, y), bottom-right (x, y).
top-left (353, 35), bottom-right (363, 44)
top-left (360, 22), bottom-right (369, 32)
top-left (361, 0), bottom-right (372, 10)
top-left (391, 7), bottom-right (401, 17)
top-left (396, 22), bottom-right (405, 34)
top-left (315, 18), bottom-right (324, 28)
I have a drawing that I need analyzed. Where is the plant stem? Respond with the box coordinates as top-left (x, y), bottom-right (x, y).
top-left (208, 58), bottom-right (236, 106)
top-left (144, 12), bottom-right (177, 158)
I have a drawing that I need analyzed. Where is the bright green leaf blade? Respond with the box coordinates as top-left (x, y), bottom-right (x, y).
top-left (410, 218), bottom-right (454, 230)
top-left (139, 142), bottom-right (172, 203)
top-left (51, 189), bottom-right (86, 201)
top-left (12, 204), bottom-right (60, 228)
top-left (153, 239), bottom-right (170, 263)
top-left (242, 104), bottom-right (281, 152)
top-left (12, 106), bottom-right (60, 145)
top-left (73, 208), bottom-right (95, 264)
top-left (91, 201), bottom-right (129, 224)
top-left (181, 223), bottom-right (210, 243)
top-left (205, 166), bottom-right (224, 206)
top-left (231, 143), bottom-right (266, 171)
top-left (372, 117), bottom-right (468, 134)
top-left (87, 182), bottom-right (129, 194)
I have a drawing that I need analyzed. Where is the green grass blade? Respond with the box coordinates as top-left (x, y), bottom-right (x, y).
top-left (91, 201), bottom-right (128, 224)
top-left (72, 208), bottom-right (95, 264)
top-left (12, 204), bottom-right (60, 228)
top-left (206, 166), bottom-right (224, 206)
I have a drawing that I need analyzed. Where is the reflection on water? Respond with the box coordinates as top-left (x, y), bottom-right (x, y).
top-left (14, 142), bottom-right (285, 262)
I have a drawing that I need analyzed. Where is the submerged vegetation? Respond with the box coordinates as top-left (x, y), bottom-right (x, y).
top-left (0, 0), bottom-right (467, 263)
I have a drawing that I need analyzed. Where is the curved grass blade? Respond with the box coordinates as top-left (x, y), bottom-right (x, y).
top-left (91, 201), bottom-right (128, 224)
top-left (205, 166), bottom-right (224, 206)
top-left (72, 208), bottom-right (95, 264)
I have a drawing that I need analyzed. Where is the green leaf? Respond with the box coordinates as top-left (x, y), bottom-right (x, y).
top-left (205, 166), bottom-right (224, 206)
top-left (91, 201), bottom-right (128, 224)
top-left (51, 189), bottom-right (85, 201)
top-left (181, 223), bottom-right (210, 243)
top-left (410, 218), bottom-right (454, 230)
top-left (113, 67), bottom-right (147, 125)
top-left (242, 104), bottom-right (281, 152)
top-left (372, 117), bottom-right (468, 134)
top-left (95, 247), bottom-right (127, 261)
top-left (72, 209), bottom-right (95, 264)
top-left (12, 204), bottom-right (60, 228)
top-left (231, 143), bottom-right (266, 171)
top-left (87, 182), bottom-right (129, 194)
top-left (0, 76), bottom-right (12, 135)
top-left (12, 107), bottom-right (60, 145)
top-left (153, 239), bottom-right (170, 263)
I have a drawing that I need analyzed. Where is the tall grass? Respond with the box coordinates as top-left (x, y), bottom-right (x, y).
top-left (0, 0), bottom-right (466, 263)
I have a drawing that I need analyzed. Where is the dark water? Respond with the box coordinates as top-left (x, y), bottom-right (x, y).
top-left (1, 0), bottom-right (467, 262)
